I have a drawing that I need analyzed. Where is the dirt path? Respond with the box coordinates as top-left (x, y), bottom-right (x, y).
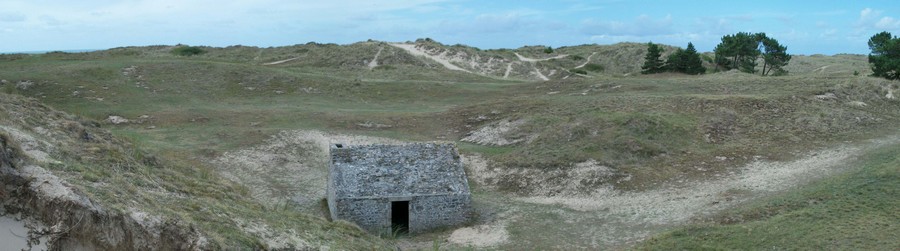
top-left (262, 57), bottom-right (299, 66)
top-left (389, 43), bottom-right (472, 73)
top-left (449, 135), bottom-right (900, 249)
top-left (514, 52), bottom-right (568, 62)
top-left (813, 65), bottom-right (831, 73)
top-left (503, 63), bottom-right (513, 79)
top-left (574, 52), bottom-right (597, 69)
top-left (368, 47), bottom-right (383, 70)
top-left (531, 65), bottom-right (549, 81)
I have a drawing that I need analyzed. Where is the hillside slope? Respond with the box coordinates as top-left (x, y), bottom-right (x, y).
top-left (0, 93), bottom-right (391, 250)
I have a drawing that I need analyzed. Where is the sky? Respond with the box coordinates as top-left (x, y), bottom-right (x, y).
top-left (1, 0), bottom-right (899, 54)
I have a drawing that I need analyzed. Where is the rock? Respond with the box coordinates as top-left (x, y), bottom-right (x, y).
top-left (0, 79), bottom-right (8, 84)
top-left (16, 80), bottom-right (33, 90)
top-left (847, 101), bottom-right (868, 107)
top-left (274, 90), bottom-right (285, 94)
top-left (815, 93), bottom-right (836, 100)
top-left (145, 126), bottom-right (156, 129)
top-left (106, 116), bottom-right (129, 124)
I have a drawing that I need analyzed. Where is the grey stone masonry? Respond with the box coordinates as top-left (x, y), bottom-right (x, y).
top-left (327, 143), bottom-right (473, 235)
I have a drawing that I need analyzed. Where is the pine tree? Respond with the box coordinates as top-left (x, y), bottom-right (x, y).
top-left (664, 42), bottom-right (705, 74)
top-left (641, 42), bottom-right (665, 74)
top-left (682, 42), bottom-right (706, 74)
top-left (666, 48), bottom-right (685, 72)
top-left (868, 31), bottom-right (900, 80)
top-left (714, 32), bottom-right (789, 75)
top-left (761, 37), bottom-right (791, 76)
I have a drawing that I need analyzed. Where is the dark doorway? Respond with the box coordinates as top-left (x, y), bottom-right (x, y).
top-left (391, 201), bottom-right (409, 234)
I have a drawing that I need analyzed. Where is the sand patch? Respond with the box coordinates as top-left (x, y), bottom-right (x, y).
top-left (520, 145), bottom-right (864, 225)
top-left (0, 126), bottom-right (56, 163)
top-left (448, 224), bottom-right (509, 247)
top-left (514, 53), bottom-right (568, 62)
top-left (574, 52), bottom-right (597, 69)
top-left (368, 47), bottom-right (383, 69)
top-left (262, 57), bottom-right (299, 66)
top-left (461, 119), bottom-right (531, 146)
top-left (213, 130), bottom-right (401, 208)
top-left (389, 43), bottom-right (472, 73)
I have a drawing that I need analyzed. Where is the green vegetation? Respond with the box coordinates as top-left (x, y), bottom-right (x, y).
top-left (760, 36), bottom-right (791, 76)
top-left (172, 45), bottom-right (207, 56)
top-left (868, 31), bottom-right (900, 80)
top-left (665, 42), bottom-right (705, 74)
top-left (637, 141), bottom-right (900, 250)
top-left (582, 63), bottom-right (604, 72)
top-left (543, 46), bottom-right (553, 54)
top-left (714, 32), bottom-right (791, 75)
top-left (641, 42), bottom-right (665, 74)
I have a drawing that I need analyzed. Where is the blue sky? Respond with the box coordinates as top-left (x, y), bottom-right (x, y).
top-left (1, 0), bottom-right (899, 54)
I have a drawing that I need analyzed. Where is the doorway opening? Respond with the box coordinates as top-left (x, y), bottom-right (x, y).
top-left (391, 201), bottom-right (409, 234)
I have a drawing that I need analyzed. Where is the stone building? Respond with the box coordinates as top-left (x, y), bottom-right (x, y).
top-left (327, 143), bottom-right (472, 235)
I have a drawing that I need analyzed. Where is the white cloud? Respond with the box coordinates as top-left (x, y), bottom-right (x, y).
top-left (875, 17), bottom-right (900, 30)
top-left (581, 14), bottom-right (673, 36)
top-left (820, 29), bottom-right (838, 39)
top-left (852, 7), bottom-right (900, 36)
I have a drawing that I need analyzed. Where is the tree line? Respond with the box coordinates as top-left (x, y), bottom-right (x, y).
top-left (642, 32), bottom-right (791, 76)
top-left (639, 30), bottom-right (900, 81)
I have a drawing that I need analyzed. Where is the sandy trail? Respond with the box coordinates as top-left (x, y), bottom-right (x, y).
top-left (813, 65), bottom-right (831, 73)
top-left (456, 134), bottom-right (900, 249)
top-left (532, 65), bottom-right (549, 81)
top-left (503, 63), bottom-right (513, 79)
top-left (574, 52), bottom-right (597, 69)
top-left (368, 47), bottom-right (383, 69)
top-left (389, 43), bottom-right (472, 73)
top-left (514, 52), bottom-right (568, 62)
top-left (262, 57), bottom-right (299, 66)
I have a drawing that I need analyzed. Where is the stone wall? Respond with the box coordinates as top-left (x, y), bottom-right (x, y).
top-left (331, 198), bottom-right (390, 234)
top-left (327, 143), bottom-right (473, 235)
top-left (329, 143), bottom-right (469, 198)
top-left (409, 194), bottom-right (472, 234)
top-left (331, 194), bottom-right (472, 235)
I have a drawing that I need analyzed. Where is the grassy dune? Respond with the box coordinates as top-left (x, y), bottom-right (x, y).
top-left (1, 42), bottom-right (898, 249)
top-left (637, 140), bottom-right (900, 250)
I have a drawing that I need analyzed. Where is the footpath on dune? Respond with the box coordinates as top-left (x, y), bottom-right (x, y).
top-left (450, 133), bottom-right (900, 249)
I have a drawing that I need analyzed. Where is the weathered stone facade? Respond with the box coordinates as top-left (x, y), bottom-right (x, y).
top-left (327, 143), bottom-right (472, 235)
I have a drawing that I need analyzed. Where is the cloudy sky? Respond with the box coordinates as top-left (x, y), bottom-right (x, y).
top-left (1, 0), bottom-right (899, 54)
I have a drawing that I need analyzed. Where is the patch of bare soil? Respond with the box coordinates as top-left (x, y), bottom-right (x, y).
top-left (262, 57), bottom-right (299, 66)
top-left (447, 223), bottom-right (509, 247)
top-left (388, 43), bottom-right (472, 73)
top-left (213, 130), bottom-right (401, 208)
top-left (461, 119), bottom-right (533, 146)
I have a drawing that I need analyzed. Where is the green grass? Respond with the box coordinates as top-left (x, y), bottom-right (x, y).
top-left (637, 141), bottom-right (900, 250)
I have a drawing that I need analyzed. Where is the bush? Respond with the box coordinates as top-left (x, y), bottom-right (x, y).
top-left (571, 69), bottom-right (588, 75)
top-left (172, 46), bottom-right (206, 56)
top-left (543, 46), bottom-right (553, 54)
top-left (583, 63), bottom-right (604, 72)
top-left (569, 55), bottom-right (585, 61)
